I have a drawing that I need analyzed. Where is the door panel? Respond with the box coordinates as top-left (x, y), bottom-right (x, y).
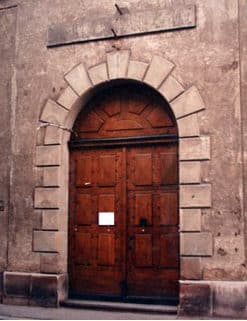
top-left (126, 145), bottom-right (178, 298)
top-left (69, 143), bottom-right (178, 300)
top-left (69, 148), bottom-right (124, 296)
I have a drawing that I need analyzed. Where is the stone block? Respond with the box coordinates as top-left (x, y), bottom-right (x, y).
top-left (171, 86), bottom-right (205, 119)
top-left (40, 253), bottom-right (64, 273)
top-left (36, 126), bottom-right (45, 146)
top-left (177, 113), bottom-right (200, 137)
top-left (36, 145), bottom-right (61, 166)
top-left (0, 271), bottom-right (3, 301)
top-left (180, 232), bottom-right (213, 256)
top-left (42, 210), bottom-right (59, 230)
top-left (33, 230), bottom-right (60, 252)
top-left (4, 272), bottom-right (30, 298)
top-left (88, 62), bottom-right (108, 85)
top-left (43, 167), bottom-right (60, 187)
top-left (180, 184), bottom-right (211, 208)
top-left (180, 161), bottom-right (201, 183)
top-left (107, 50), bottom-right (130, 79)
top-left (127, 60), bottom-right (148, 81)
top-left (34, 187), bottom-right (60, 209)
top-left (180, 209), bottom-right (201, 231)
top-left (179, 282), bottom-right (211, 316)
top-left (30, 275), bottom-right (57, 307)
top-left (57, 86), bottom-right (79, 111)
top-left (180, 257), bottom-right (202, 280)
top-left (158, 74), bottom-right (184, 102)
top-left (65, 63), bottom-right (92, 96)
top-left (144, 55), bottom-right (174, 88)
top-left (44, 126), bottom-right (62, 145)
top-left (180, 136), bottom-right (210, 160)
top-left (213, 281), bottom-right (247, 318)
top-left (40, 99), bottom-right (68, 125)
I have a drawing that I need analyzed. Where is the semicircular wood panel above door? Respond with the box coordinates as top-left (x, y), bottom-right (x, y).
top-left (69, 83), bottom-right (179, 303)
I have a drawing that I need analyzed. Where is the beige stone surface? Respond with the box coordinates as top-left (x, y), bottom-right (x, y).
top-left (180, 136), bottom-right (210, 160)
top-left (180, 208), bottom-right (201, 231)
top-left (88, 62), bottom-right (108, 85)
top-left (36, 145), bottom-right (61, 166)
top-left (43, 167), bottom-right (60, 187)
top-left (65, 63), bottom-right (92, 96)
top-left (159, 74), bottom-right (184, 102)
top-left (33, 230), bottom-right (60, 252)
top-left (177, 113), bottom-right (200, 137)
top-left (57, 86), bottom-right (79, 111)
top-left (180, 161), bottom-right (201, 183)
top-left (181, 257), bottom-right (202, 279)
top-left (107, 50), bottom-right (130, 79)
top-left (34, 188), bottom-right (60, 209)
top-left (127, 60), bottom-right (148, 81)
top-left (40, 99), bottom-right (68, 125)
top-left (44, 126), bottom-right (63, 145)
top-left (171, 86), bottom-right (205, 119)
top-left (181, 232), bottom-right (213, 256)
top-left (144, 55), bottom-right (174, 88)
top-left (180, 184), bottom-right (211, 208)
top-left (42, 210), bottom-right (59, 230)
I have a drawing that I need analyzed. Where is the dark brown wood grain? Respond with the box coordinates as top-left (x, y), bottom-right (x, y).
top-left (69, 84), bottom-right (179, 301)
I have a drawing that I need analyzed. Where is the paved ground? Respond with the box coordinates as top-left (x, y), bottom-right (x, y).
top-left (0, 303), bottom-right (238, 320)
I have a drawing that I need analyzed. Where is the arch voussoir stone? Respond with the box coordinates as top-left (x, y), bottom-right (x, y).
top-left (144, 55), bottom-right (174, 88)
top-left (127, 60), bottom-right (148, 81)
top-left (158, 74), bottom-right (184, 102)
top-left (171, 85), bottom-right (205, 119)
top-left (65, 63), bottom-right (92, 96)
top-left (106, 50), bottom-right (130, 79)
top-left (88, 62), bottom-right (109, 85)
top-left (40, 99), bottom-right (68, 125)
top-left (57, 86), bottom-right (79, 111)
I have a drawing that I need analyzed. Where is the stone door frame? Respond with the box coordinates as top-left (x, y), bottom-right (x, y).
top-left (33, 49), bottom-right (212, 299)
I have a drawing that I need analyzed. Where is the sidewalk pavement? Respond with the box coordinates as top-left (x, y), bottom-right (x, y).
top-left (0, 303), bottom-right (237, 320)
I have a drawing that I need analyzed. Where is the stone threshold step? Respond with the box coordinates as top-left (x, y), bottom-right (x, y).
top-left (61, 299), bottom-right (178, 314)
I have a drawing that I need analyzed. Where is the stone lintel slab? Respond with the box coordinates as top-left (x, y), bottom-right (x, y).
top-left (180, 208), bottom-right (201, 231)
top-left (158, 74), bottom-right (184, 102)
top-left (180, 184), bottom-right (211, 208)
top-left (57, 86), bottom-right (79, 111)
top-left (40, 99), bottom-right (68, 125)
top-left (127, 60), bottom-right (148, 81)
top-left (34, 187), bottom-right (60, 209)
top-left (107, 50), bottom-right (130, 79)
top-left (171, 86), bottom-right (205, 119)
top-left (36, 145), bottom-right (61, 166)
top-left (144, 55), bottom-right (174, 88)
top-left (65, 63), bottom-right (92, 96)
top-left (177, 113), bottom-right (200, 137)
top-left (88, 62), bottom-right (108, 85)
top-left (180, 161), bottom-right (201, 184)
top-left (180, 232), bottom-right (213, 256)
top-left (180, 136), bottom-right (210, 160)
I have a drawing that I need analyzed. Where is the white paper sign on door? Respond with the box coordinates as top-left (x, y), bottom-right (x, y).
top-left (98, 212), bottom-right (115, 226)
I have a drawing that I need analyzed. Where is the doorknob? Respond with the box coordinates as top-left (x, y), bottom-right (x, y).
top-left (74, 226), bottom-right (78, 232)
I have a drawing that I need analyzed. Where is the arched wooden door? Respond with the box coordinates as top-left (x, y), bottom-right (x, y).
top-left (69, 83), bottom-right (179, 303)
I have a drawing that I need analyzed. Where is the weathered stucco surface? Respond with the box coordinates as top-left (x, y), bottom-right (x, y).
top-left (0, 0), bottom-right (246, 316)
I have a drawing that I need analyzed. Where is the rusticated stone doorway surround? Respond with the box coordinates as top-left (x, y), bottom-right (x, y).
top-left (3, 50), bottom-right (217, 313)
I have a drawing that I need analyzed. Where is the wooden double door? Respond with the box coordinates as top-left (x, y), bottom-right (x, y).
top-left (69, 142), bottom-right (179, 301)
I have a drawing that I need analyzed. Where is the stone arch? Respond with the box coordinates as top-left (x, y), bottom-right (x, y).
top-left (34, 50), bottom-right (212, 285)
